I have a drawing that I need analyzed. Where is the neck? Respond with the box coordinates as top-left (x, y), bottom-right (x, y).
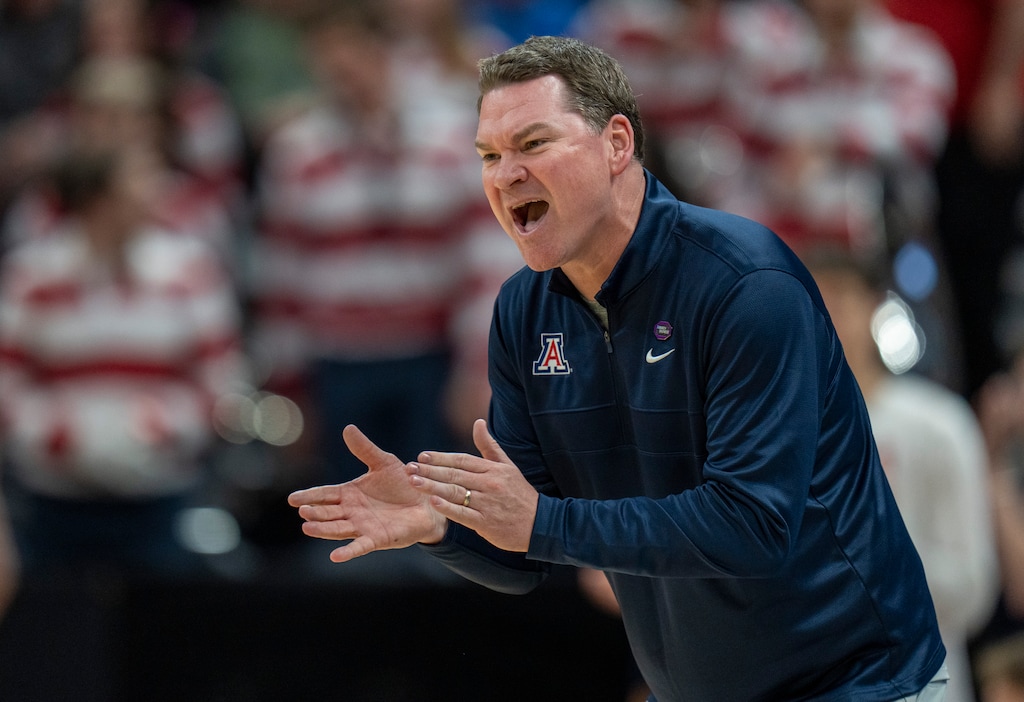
top-left (562, 166), bottom-right (646, 300)
top-left (83, 211), bottom-right (130, 275)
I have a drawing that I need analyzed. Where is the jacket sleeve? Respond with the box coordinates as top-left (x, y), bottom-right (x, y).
top-left (419, 522), bottom-right (550, 595)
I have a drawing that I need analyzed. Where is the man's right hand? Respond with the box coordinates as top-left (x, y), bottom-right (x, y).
top-left (287, 425), bottom-right (448, 563)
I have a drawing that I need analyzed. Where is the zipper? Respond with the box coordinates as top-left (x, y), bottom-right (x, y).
top-left (603, 313), bottom-right (633, 442)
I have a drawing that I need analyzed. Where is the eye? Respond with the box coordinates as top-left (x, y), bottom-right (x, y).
top-left (479, 152), bottom-right (499, 163)
top-left (523, 139), bottom-right (546, 151)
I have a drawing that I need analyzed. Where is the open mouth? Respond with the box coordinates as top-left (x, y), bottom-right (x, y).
top-left (511, 200), bottom-right (549, 232)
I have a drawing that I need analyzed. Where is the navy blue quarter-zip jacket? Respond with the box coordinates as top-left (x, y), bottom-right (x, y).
top-left (425, 172), bottom-right (945, 701)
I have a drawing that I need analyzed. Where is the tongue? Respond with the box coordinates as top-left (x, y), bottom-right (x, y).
top-left (525, 201), bottom-right (549, 228)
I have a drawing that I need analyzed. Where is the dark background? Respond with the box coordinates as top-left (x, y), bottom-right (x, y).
top-left (0, 560), bottom-right (635, 702)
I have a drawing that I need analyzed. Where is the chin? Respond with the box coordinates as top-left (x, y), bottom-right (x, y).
top-left (524, 261), bottom-right (555, 273)
top-left (517, 250), bottom-right (555, 272)
top-left (513, 236), bottom-right (566, 273)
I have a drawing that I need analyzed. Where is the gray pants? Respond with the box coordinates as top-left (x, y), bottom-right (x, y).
top-left (891, 663), bottom-right (949, 702)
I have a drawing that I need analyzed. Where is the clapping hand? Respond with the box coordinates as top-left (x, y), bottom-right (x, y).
top-left (290, 420), bottom-right (539, 561)
top-left (288, 425), bottom-right (448, 563)
top-left (407, 419), bottom-right (539, 554)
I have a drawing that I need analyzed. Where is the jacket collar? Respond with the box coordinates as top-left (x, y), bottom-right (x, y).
top-left (549, 170), bottom-right (679, 307)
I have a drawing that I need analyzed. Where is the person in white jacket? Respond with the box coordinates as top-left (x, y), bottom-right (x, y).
top-left (809, 247), bottom-right (1000, 702)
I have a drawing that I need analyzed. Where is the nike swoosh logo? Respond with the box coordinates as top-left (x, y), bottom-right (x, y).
top-left (645, 348), bottom-right (675, 364)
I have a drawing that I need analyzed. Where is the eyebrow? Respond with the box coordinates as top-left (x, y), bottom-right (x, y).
top-left (475, 121), bottom-right (551, 152)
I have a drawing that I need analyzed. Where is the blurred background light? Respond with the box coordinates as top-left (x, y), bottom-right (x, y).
top-left (892, 241), bottom-right (938, 302)
top-left (212, 390), bottom-right (303, 447)
top-left (871, 292), bottom-right (926, 374)
top-left (175, 506), bottom-right (242, 556)
top-left (252, 393), bottom-right (304, 446)
top-left (699, 124), bottom-right (744, 177)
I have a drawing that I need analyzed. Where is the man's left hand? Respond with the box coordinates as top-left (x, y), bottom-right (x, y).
top-left (407, 419), bottom-right (539, 553)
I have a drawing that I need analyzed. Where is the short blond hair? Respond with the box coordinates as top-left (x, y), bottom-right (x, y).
top-left (477, 36), bottom-right (645, 163)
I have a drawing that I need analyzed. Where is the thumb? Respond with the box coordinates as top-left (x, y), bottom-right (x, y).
top-left (342, 424), bottom-right (394, 472)
top-left (472, 418), bottom-right (509, 464)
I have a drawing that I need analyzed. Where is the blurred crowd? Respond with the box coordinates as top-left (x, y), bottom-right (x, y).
top-left (0, 0), bottom-right (1021, 700)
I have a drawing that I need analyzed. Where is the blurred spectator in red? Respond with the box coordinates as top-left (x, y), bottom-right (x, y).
top-left (79, 0), bottom-right (247, 211)
top-left (576, 0), bottom-right (954, 256)
top-left (379, 0), bottom-right (505, 85)
top-left (809, 247), bottom-right (999, 702)
top-left (573, 0), bottom-right (751, 204)
top-left (1, 0), bottom-right (246, 264)
top-left (0, 144), bottom-right (247, 579)
top-left (719, 0), bottom-right (955, 260)
top-left (885, 0), bottom-right (1024, 401)
top-left (2, 54), bottom-right (243, 282)
top-left (249, 0), bottom-right (517, 486)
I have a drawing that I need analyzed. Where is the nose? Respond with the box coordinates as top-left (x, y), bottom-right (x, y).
top-left (492, 153), bottom-right (527, 190)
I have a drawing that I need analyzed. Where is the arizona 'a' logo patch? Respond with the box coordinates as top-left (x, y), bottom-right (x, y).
top-left (533, 333), bottom-right (572, 375)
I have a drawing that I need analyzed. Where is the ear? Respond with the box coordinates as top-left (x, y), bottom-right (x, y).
top-left (606, 114), bottom-right (635, 176)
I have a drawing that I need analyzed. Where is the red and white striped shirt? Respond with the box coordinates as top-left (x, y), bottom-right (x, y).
top-left (0, 224), bottom-right (246, 499)
top-left (577, 0), bottom-right (955, 256)
top-left (722, 1), bottom-right (955, 254)
top-left (249, 67), bottom-right (517, 393)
